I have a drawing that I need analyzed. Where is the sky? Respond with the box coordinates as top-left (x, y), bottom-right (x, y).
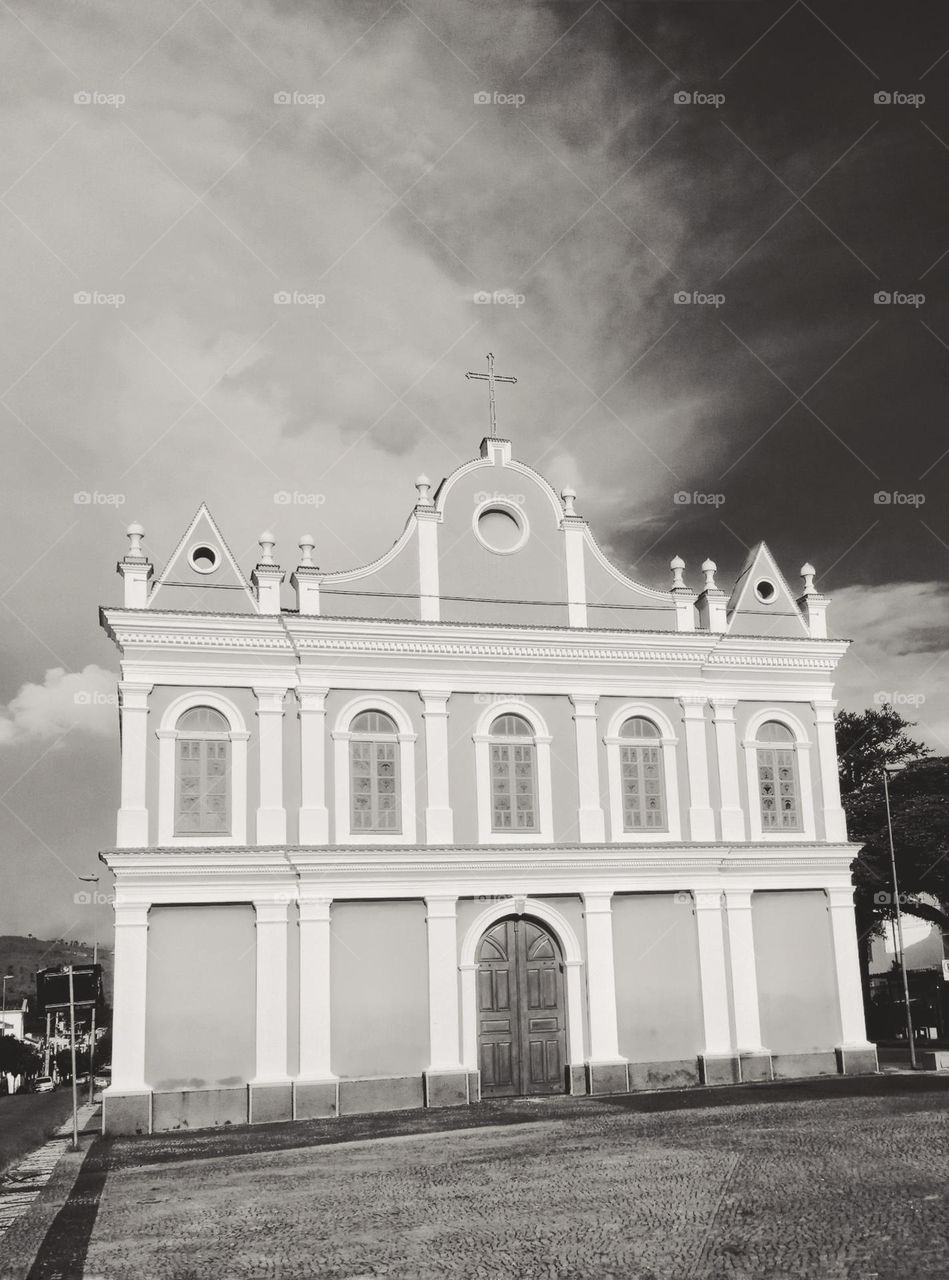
top-left (0, 0), bottom-right (947, 942)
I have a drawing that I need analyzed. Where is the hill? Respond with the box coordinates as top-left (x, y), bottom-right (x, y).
top-left (0, 936), bottom-right (114, 1018)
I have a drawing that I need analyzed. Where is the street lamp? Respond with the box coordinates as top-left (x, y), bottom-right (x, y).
top-left (882, 762), bottom-right (917, 1069)
top-left (1, 975), bottom-right (13, 1036)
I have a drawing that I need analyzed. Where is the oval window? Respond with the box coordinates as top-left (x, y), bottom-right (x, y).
top-left (754, 578), bottom-right (776, 603)
top-left (477, 507), bottom-right (522, 553)
top-left (189, 544), bottom-right (220, 574)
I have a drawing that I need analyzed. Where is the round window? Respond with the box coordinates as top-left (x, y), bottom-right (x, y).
top-left (189, 544), bottom-right (220, 574)
top-left (754, 578), bottom-right (776, 603)
top-left (475, 504), bottom-right (527, 554)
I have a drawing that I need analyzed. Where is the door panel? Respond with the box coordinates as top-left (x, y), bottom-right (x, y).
top-left (477, 917), bottom-right (567, 1097)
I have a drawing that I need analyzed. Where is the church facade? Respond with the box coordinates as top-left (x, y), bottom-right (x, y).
top-left (99, 428), bottom-right (876, 1136)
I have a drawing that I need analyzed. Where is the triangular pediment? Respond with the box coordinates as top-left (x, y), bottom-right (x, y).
top-left (148, 505), bottom-right (258, 613)
top-left (726, 542), bottom-right (808, 638)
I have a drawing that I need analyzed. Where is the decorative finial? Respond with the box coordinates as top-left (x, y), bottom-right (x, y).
top-left (670, 555), bottom-right (686, 590)
top-left (415, 474), bottom-right (432, 506)
top-left (298, 534), bottom-right (316, 566)
top-left (561, 486), bottom-right (577, 516)
top-left (702, 558), bottom-right (717, 591)
top-left (126, 522), bottom-right (145, 557)
top-left (800, 562), bottom-right (816, 595)
top-left (258, 531), bottom-right (275, 565)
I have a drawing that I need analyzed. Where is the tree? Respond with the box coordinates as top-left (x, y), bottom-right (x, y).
top-left (0, 1035), bottom-right (40, 1078)
top-left (836, 705), bottom-right (948, 1002)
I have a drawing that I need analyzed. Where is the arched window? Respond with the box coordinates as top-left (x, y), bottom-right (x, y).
top-left (756, 720), bottom-right (801, 831)
top-left (350, 710), bottom-right (401, 832)
top-left (175, 706), bottom-right (230, 835)
top-left (618, 716), bottom-right (666, 831)
top-left (489, 714), bottom-right (537, 832)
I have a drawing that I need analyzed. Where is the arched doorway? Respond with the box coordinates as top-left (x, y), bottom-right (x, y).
top-left (477, 916), bottom-right (567, 1097)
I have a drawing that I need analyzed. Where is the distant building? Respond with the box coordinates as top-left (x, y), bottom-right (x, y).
top-left (0, 1008), bottom-right (25, 1039)
top-left (99, 417), bottom-right (875, 1136)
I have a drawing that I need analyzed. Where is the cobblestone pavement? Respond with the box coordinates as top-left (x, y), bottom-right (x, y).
top-left (11, 1076), bottom-right (949, 1280)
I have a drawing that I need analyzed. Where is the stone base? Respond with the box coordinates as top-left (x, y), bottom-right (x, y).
top-left (423, 1069), bottom-right (470, 1108)
top-left (294, 1079), bottom-right (339, 1119)
top-left (567, 1063), bottom-right (588, 1095)
top-left (248, 1081), bottom-right (293, 1124)
top-left (102, 1089), bottom-right (152, 1136)
top-left (153, 1087), bottom-right (247, 1133)
top-left (699, 1053), bottom-right (741, 1086)
top-left (627, 1059), bottom-right (700, 1092)
top-left (585, 1060), bottom-right (629, 1096)
top-left (467, 1070), bottom-right (481, 1104)
top-left (771, 1051), bottom-right (838, 1079)
top-left (739, 1052), bottom-right (774, 1083)
top-left (338, 1075), bottom-right (425, 1115)
top-left (835, 1045), bottom-right (880, 1075)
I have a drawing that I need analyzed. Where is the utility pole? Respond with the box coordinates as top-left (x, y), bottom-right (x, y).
top-left (43, 1011), bottom-right (51, 1075)
top-left (88, 942), bottom-right (98, 1104)
top-left (67, 966), bottom-right (79, 1151)
top-left (883, 763), bottom-right (917, 1069)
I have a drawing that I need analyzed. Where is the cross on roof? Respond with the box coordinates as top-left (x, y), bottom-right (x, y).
top-left (465, 352), bottom-right (517, 438)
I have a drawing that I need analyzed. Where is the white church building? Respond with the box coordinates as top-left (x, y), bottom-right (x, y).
top-left (100, 400), bottom-right (876, 1134)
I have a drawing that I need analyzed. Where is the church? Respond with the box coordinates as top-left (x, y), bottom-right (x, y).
top-left (99, 360), bottom-right (876, 1135)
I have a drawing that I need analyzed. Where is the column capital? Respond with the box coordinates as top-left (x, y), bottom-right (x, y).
top-left (420, 689), bottom-right (452, 714)
top-left (298, 897), bottom-right (332, 923)
top-left (693, 890), bottom-right (723, 912)
top-left (569, 693), bottom-right (600, 715)
top-left (119, 682), bottom-right (152, 709)
top-left (114, 902), bottom-right (150, 928)
top-left (709, 697), bottom-right (737, 719)
top-left (253, 898), bottom-right (292, 924)
top-left (425, 895), bottom-right (458, 918)
top-left (254, 687), bottom-right (289, 713)
top-left (678, 695), bottom-right (708, 716)
top-left (826, 885), bottom-right (856, 910)
top-left (582, 890), bottom-right (614, 914)
top-left (297, 686), bottom-right (329, 709)
top-left (723, 888), bottom-right (754, 910)
top-left (811, 698), bottom-right (838, 721)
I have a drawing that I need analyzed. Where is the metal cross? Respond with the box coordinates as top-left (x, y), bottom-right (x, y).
top-left (465, 352), bottom-right (517, 438)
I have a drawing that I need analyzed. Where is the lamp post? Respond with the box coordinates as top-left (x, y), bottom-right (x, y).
top-left (883, 762), bottom-right (917, 1069)
top-left (1, 975), bottom-right (12, 1036)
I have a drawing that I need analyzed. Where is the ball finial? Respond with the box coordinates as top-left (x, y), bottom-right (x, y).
top-left (299, 534), bottom-right (316, 566)
top-left (561, 486), bottom-right (577, 516)
top-left (258, 531), bottom-right (276, 564)
top-left (701, 558), bottom-right (717, 590)
top-left (800, 562), bottom-right (816, 595)
top-left (670, 555), bottom-right (686, 590)
top-left (415, 474), bottom-right (432, 506)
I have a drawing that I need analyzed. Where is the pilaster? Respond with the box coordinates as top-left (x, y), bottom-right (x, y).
top-left (421, 691), bottom-right (453, 844)
top-left (812, 700), bottom-right (849, 842)
top-left (709, 698), bottom-right (746, 842)
top-left (582, 891), bottom-right (627, 1093)
top-left (117, 682), bottom-right (152, 847)
top-left (254, 687), bottom-right (287, 845)
top-left (679, 696), bottom-right (716, 841)
top-left (298, 686), bottom-right (329, 844)
top-left (570, 694), bottom-right (605, 842)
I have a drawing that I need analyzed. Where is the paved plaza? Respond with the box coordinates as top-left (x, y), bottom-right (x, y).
top-left (2, 1076), bottom-right (949, 1279)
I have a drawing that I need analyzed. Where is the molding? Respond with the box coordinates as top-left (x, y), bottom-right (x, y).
top-left (473, 701), bottom-right (554, 843)
top-left (331, 694), bottom-right (417, 844)
top-left (603, 702), bottom-right (681, 843)
top-left (741, 707), bottom-right (816, 842)
top-left (156, 690), bottom-right (248, 846)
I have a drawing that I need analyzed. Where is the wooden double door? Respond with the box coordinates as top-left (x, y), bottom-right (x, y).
top-left (477, 917), bottom-right (567, 1097)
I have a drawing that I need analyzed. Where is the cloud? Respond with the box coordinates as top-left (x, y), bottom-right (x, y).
top-left (0, 666), bottom-right (118, 745)
top-left (830, 582), bottom-right (949, 754)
